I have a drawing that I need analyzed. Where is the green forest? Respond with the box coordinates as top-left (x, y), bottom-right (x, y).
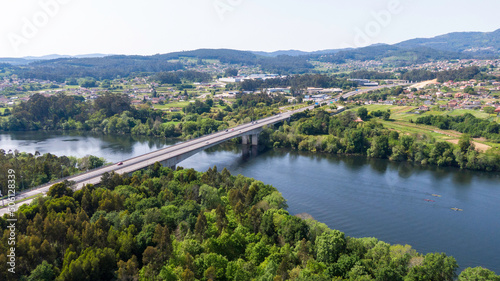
top-left (2, 165), bottom-right (498, 281)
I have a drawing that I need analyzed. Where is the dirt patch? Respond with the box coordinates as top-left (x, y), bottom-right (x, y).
top-left (411, 79), bottom-right (439, 89)
top-left (446, 139), bottom-right (490, 152)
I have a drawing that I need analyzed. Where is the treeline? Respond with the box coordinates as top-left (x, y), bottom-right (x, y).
top-left (316, 45), bottom-right (467, 65)
top-left (415, 113), bottom-right (500, 142)
top-left (158, 50), bottom-right (314, 74)
top-left (0, 91), bottom-right (247, 138)
top-left (17, 56), bottom-right (184, 82)
top-left (240, 74), bottom-right (357, 92)
top-left (12, 49), bottom-right (316, 83)
top-left (155, 49), bottom-right (259, 65)
top-left (0, 150), bottom-right (105, 194)
top-left (0, 92), bottom-right (285, 140)
top-left (343, 70), bottom-right (395, 80)
top-left (258, 55), bottom-right (314, 74)
top-left (236, 92), bottom-right (288, 107)
top-left (153, 70), bottom-right (213, 84)
top-left (348, 86), bottom-right (404, 101)
top-left (263, 110), bottom-right (500, 172)
top-left (0, 93), bottom-right (159, 132)
top-left (401, 66), bottom-right (493, 82)
top-left (3, 165), bottom-right (496, 280)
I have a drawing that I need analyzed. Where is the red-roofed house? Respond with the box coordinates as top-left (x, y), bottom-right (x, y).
top-left (418, 105), bottom-right (430, 112)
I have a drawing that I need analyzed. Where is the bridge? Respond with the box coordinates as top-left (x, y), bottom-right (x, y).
top-left (0, 82), bottom-right (411, 215)
top-left (0, 106), bottom-right (308, 214)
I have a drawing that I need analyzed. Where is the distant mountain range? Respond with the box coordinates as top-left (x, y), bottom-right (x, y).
top-left (0, 53), bottom-right (112, 65)
top-left (253, 29), bottom-right (500, 57)
top-left (1, 29), bottom-right (499, 81)
top-left (1, 28), bottom-right (498, 65)
top-left (252, 49), bottom-right (348, 57)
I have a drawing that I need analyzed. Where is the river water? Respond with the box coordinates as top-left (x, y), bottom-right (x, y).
top-left (1, 131), bottom-right (499, 274)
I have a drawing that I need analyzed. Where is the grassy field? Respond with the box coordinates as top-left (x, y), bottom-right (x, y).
top-left (356, 104), bottom-right (499, 123)
top-left (349, 104), bottom-right (500, 151)
top-left (153, 101), bottom-right (192, 110)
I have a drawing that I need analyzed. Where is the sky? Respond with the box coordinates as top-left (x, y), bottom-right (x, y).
top-left (1, 0), bottom-right (499, 57)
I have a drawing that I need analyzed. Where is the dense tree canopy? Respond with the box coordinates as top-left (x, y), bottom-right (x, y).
top-left (1, 165), bottom-right (484, 280)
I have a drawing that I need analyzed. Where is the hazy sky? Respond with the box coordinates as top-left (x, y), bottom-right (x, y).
top-left (1, 0), bottom-right (499, 57)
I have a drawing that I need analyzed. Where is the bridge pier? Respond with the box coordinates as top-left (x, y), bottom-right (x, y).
top-left (252, 134), bottom-right (258, 145)
top-left (242, 135), bottom-right (249, 145)
top-left (242, 133), bottom-right (259, 146)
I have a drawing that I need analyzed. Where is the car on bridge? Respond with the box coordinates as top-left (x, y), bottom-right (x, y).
top-left (117, 162), bottom-right (123, 166)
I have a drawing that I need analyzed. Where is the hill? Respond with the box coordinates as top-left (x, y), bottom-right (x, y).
top-left (396, 29), bottom-right (500, 55)
top-left (3, 28), bottom-right (500, 80)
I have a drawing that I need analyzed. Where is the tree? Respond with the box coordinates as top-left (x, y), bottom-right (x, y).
top-left (405, 253), bottom-right (458, 281)
top-left (181, 268), bottom-right (195, 281)
top-left (316, 230), bottom-right (346, 264)
top-left (153, 224), bottom-right (173, 261)
top-left (225, 68), bottom-right (238, 77)
top-left (80, 78), bottom-right (97, 88)
top-left (94, 92), bottom-right (132, 117)
top-left (484, 107), bottom-right (496, 114)
top-left (458, 267), bottom-right (500, 281)
top-left (464, 86), bottom-right (476, 95)
top-left (383, 111), bottom-right (391, 121)
top-left (58, 247), bottom-right (117, 281)
top-left (367, 135), bottom-right (390, 159)
top-left (357, 107), bottom-right (368, 121)
top-left (116, 256), bottom-right (139, 281)
top-left (47, 182), bottom-right (73, 198)
top-left (458, 134), bottom-right (475, 153)
top-left (28, 261), bottom-right (56, 281)
top-left (194, 212), bottom-right (208, 241)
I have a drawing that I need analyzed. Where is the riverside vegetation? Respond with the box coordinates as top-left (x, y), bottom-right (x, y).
top-left (261, 109), bottom-right (500, 172)
top-left (2, 165), bottom-right (499, 280)
top-left (0, 150), bottom-right (105, 195)
top-left (1, 92), bottom-right (499, 172)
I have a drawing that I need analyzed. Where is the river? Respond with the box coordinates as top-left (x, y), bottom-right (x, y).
top-left (1, 131), bottom-right (499, 274)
